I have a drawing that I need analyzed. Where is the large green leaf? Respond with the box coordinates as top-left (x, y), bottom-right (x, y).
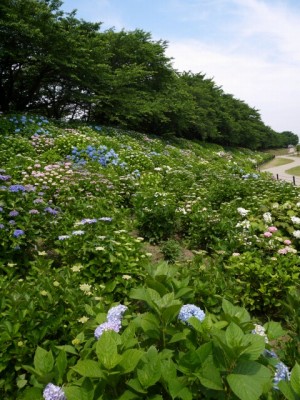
top-left (290, 363), bottom-right (300, 395)
top-left (34, 347), bottom-right (54, 374)
top-left (72, 360), bottom-right (104, 378)
top-left (119, 349), bottom-right (144, 373)
top-left (225, 322), bottom-right (244, 348)
top-left (96, 331), bottom-right (122, 370)
top-left (227, 360), bottom-right (272, 400)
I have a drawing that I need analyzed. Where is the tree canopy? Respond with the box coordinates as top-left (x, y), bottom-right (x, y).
top-left (0, 0), bottom-right (298, 149)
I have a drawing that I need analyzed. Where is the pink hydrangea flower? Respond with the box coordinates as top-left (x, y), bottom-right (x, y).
top-left (268, 226), bottom-right (278, 233)
top-left (264, 232), bottom-right (272, 237)
top-left (284, 239), bottom-right (292, 245)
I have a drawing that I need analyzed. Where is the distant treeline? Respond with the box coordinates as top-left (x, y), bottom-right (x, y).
top-left (0, 0), bottom-right (298, 149)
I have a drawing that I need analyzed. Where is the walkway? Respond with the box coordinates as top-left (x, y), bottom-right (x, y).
top-left (261, 155), bottom-right (300, 185)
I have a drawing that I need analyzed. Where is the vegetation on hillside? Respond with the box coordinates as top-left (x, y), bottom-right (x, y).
top-left (1, 115), bottom-right (300, 399)
top-left (0, 0), bottom-right (298, 149)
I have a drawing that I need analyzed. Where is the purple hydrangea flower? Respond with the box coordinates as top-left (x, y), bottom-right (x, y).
top-left (13, 229), bottom-right (24, 237)
top-left (0, 174), bottom-right (11, 181)
top-left (9, 220), bottom-right (16, 225)
top-left (44, 207), bottom-right (59, 215)
top-left (178, 304), bottom-right (205, 324)
top-left (94, 320), bottom-right (121, 339)
top-left (9, 210), bottom-right (19, 217)
top-left (80, 218), bottom-right (98, 225)
top-left (29, 209), bottom-right (39, 214)
top-left (107, 305), bottom-right (128, 323)
top-left (43, 383), bottom-right (66, 400)
top-left (33, 198), bottom-right (44, 204)
top-left (9, 184), bottom-right (25, 192)
top-left (0, 223), bottom-right (5, 229)
top-left (0, 207), bottom-right (3, 212)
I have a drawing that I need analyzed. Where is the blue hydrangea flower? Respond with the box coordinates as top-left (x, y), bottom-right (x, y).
top-left (94, 320), bottom-right (121, 339)
top-left (9, 210), bottom-right (19, 217)
top-left (178, 304), bottom-right (205, 324)
top-left (0, 207), bottom-right (3, 212)
top-left (107, 305), bottom-right (128, 323)
top-left (9, 184), bottom-right (25, 192)
top-left (0, 174), bottom-right (11, 181)
top-left (13, 229), bottom-right (25, 238)
top-left (273, 362), bottom-right (290, 389)
top-left (44, 207), bottom-right (59, 215)
top-left (43, 383), bottom-right (66, 400)
top-left (0, 223), bottom-right (5, 229)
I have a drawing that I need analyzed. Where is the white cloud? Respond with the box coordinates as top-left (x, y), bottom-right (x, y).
top-left (165, 0), bottom-right (300, 135)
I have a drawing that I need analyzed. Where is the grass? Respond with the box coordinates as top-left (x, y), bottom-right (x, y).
top-left (264, 148), bottom-right (295, 156)
top-left (285, 166), bottom-right (300, 176)
top-left (260, 157), bottom-right (294, 170)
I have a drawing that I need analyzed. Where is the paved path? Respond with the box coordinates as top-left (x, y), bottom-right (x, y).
top-left (261, 155), bottom-right (300, 185)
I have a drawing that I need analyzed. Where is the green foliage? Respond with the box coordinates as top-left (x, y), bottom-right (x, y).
top-left (20, 266), bottom-right (289, 400)
top-left (1, 114), bottom-right (300, 398)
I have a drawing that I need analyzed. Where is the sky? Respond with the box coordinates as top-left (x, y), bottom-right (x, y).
top-left (60, 0), bottom-right (300, 136)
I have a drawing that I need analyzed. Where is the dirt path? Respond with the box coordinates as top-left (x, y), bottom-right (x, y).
top-left (261, 155), bottom-right (300, 185)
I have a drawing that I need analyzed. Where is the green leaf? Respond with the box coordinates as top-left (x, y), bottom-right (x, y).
top-left (278, 380), bottom-right (298, 400)
top-left (137, 347), bottom-right (161, 388)
top-left (118, 389), bottom-right (141, 400)
top-left (227, 360), bottom-right (272, 400)
top-left (161, 303), bottom-right (182, 324)
top-left (72, 360), bottom-right (104, 378)
top-left (241, 334), bottom-right (265, 361)
top-left (290, 363), bottom-right (300, 394)
top-left (20, 387), bottom-right (43, 400)
top-left (64, 386), bottom-right (91, 400)
top-left (264, 321), bottom-right (285, 340)
top-left (56, 345), bottom-right (78, 355)
top-left (222, 299), bottom-right (250, 323)
top-left (56, 350), bottom-right (67, 382)
top-left (119, 349), bottom-right (144, 373)
top-left (126, 378), bottom-right (147, 394)
top-left (34, 347), bottom-right (54, 374)
top-left (96, 331), bottom-right (122, 369)
top-left (168, 331), bottom-right (188, 344)
top-left (226, 322), bottom-right (244, 348)
top-left (135, 312), bottom-right (160, 339)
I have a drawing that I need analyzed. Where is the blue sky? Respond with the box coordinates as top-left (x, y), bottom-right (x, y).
top-left (61, 0), bottom-right (300, 136)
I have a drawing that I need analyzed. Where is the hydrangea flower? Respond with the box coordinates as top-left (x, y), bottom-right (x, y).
top-left (237, 207), bottom-right (249, 217)
top-left (94, 320), bottom-right (121, 339)
top-left (9, 184), bottom-right (25, 192)
top-left (178, 304), bottom-right (205, 324)
top-left (273, 362), bottom-right (290, 389)
top-left (9, 210), bottom-right (19, 217)
top-left (58, 235), bottom-right (70, 240)
top-left (251, 324), bottom-right (269, 343)
top-left (107, 305), bottom-right (128, 323)
top-left (43, 383), bottom-right (66, 400)
top-left (94, 304), bottom-right (128, 339)
top-left (13, 229), bottom-right (24, 237)
top-left (263, 212), bottom-right (272, 224)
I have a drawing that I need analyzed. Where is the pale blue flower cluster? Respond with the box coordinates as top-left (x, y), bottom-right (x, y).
top-left (94, 304), bottom-right (128, 339)
top-left (242, 173), bottom-right (259, 179)
top-left (43, 383), bottom-right (66, 400)
top-left (68, 145), bottom-right (121, 167)
top-left (178, 304), bottom-right (205, 325)
top-left (262, 345), bottom-right (290, 389)
top-left (273, 362), bottom-right (290, 389)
